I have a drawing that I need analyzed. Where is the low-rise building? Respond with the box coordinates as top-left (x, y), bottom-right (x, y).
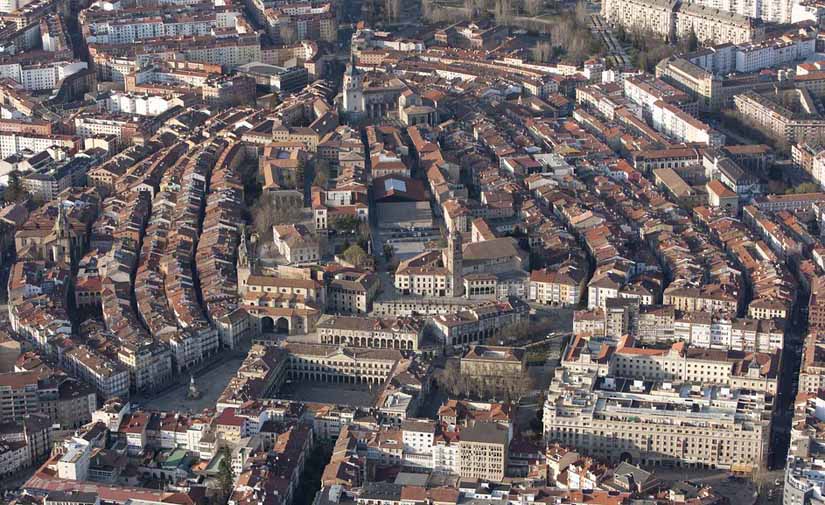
top-left (317, 315), bottom-right (423, 351)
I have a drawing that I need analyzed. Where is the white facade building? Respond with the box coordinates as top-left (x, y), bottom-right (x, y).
top-left (106, 93), bottom-right (176, 116)
top-left (651, 100), bottom-right (725, 147)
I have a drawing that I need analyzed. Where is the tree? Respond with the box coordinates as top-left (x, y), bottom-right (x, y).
top-left (498, 320), bottom-right (531, 345)
top-left (686, 28), bottom-right (699, 52)
top-left (383, 243), bottom-right (394, 260)
top-left (524, 0), bottom-right (542, 16)
top-left (533, 40), bottom-right (553, 63)
top-left (312, 159), bottom-right (330, 188)
top-left (295, 158), bottom-right (306, 190)
top-left (615, 24), bottom-right (627, 43)
top-left (540, 6), bottom-right (602, 66)
top-left (280, 25), bottom-right (298, 44)
top-left (269, 92), bottom-right (282, 110)
top-left (574, 0), bottom-right (589, 27)
top-left (251, 194), bottom-right (303, 242)
top-left (342, 244), bottom-right (368, 267)
top-left (421, 0), bottom-right (434, 19)
top-left (252, 194), bottom-right (276, 241)
top-left (494, 0), bottom-right (513, 25)
top-left (3, 171), bottom-right (26, 204)
top-left (787, 182), bottom-right (821, 194)
top-left (357, 221), bottom-right (371, 245)
top-left (333, 215), bottom-right (361, 234)
top-left (217, 447), bottom-right (234, 499)
top-left (437, 359), bottom-right (465, 396)
top-left (385, 0), bottom-right (402, 21)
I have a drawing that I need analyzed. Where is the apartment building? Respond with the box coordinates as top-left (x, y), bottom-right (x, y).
top-left (116, 340), bottom-right (174, 395)
top-left (684, 0), bottom-right (793, 22)
top-left (529, 262), bottom-right (588, 306)
top-left (656, 57), bottom-right (722, 112)
top-left (651, 100), bottom-right (724, 147)
top-left (674, 3), bottom-right (763, 45)
top-left (74, 115), bottom-right (141, 145)
top-left (0, 371), bottom-right (56, 422)
top-left (601, 0), bottom-right (676, 41)
top-left (784, 391), bottom-right (825, 505)
top-left (0, 371), bottom-right (95, 428)
top-left (543, 371), bottom-right (771, 470)
top-left (733, 89), bottom-right (825, 147)
top-left (799, 333), bottom-right (825, 394)
top-left (258, 2), bottom-right (337, 44)
top-left (734, 33), bottom-right (815, 72)
top-left (394, 254), bottom-right (454, 298)
top-left (0, 132), bottom-right (78, 159)
top-left (325, 269), bottom-right (379, 314)
top-left (610, 336), bottom-right (779, 394)
top-left (0, 439), bottom-right (30, 478)
top-left (676, 313), bottom-right (784, 352)
top-left (0, 59), bottom-right (87, 91)
top-left (624, 75), bottom-right (697, 120)
top-left (107, 92), bottom-right (178, 117)
top-left (458, 421), bottom-right (509, 482)
top-left (603, 0), bottom-right (763, 47)
top-left (63, 345), bottom-right (130, 400)
top-left (663, 284), bottom-right (739, 315)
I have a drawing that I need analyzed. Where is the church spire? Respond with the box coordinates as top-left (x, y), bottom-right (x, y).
top-left (238, 225), bottom-right (249, 269)
top-left (345, 52), bottom-right (360, 76)
top-left (53, 202), bottom-right (70, 238)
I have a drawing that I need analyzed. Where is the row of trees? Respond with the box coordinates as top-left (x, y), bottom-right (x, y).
top-left (421, 0), bottom-right (551, 25)
top-left (615, 25), bottom-right (699, 72)
top-left (435, 360), bottom-right (535, 403)
top-left (251, 194), bottom-right (304, 242)
top-left (465, 0), bottom-right (548, 19)
top-left (531, 2), bottom-right (601, 65)
top-left (384, 0), bottom-right (403, 22)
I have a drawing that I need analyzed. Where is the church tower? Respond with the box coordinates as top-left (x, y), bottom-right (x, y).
top-left (237, 227), bottom-right (251, 295)
top-left (50, 203), bottom-right (73, 265)
top-left (342, 53), bottom-right (364, 119)
top-left (444, 230), bottom-right (463, 297)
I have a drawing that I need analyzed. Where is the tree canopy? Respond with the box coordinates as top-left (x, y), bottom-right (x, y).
top-left (342, 244), bottom-right (368, 267)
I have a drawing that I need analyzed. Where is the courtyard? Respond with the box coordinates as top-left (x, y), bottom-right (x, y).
top-left (276, 380), bottom-right (377, 407)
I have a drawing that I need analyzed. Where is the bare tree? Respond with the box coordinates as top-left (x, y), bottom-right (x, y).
top-left (524, 0), bottom-right (542, 16)
top-left (280, 25), bottom-right (297, 44)
top-left (494, 0), bottom-right (513, 25)
top-left (574, 0), bottom-right (589, 27)
top-left (533, 40), bottom-right (553, 62)
top-left (421, 0), bottom-right (434, 19)
top-left (252, 195), bottom-right (276, 242)
top-left (464, 0), bottom-right (475, 17)
top-left (385, 0), bottom-right (402, 21)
